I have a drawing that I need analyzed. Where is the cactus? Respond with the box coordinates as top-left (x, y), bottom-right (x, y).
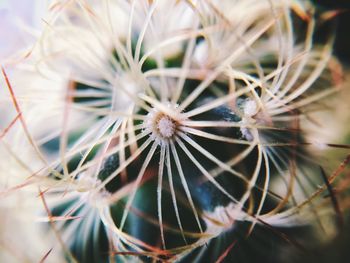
top-left (0, 0), bottom-right (349, 262)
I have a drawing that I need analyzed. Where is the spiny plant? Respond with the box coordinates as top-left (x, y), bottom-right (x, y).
top-left (0, 0), bottom-right (350, 262)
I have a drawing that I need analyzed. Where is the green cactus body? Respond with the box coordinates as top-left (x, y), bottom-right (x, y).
top-left (0, 1), bottom-right (349, 263)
